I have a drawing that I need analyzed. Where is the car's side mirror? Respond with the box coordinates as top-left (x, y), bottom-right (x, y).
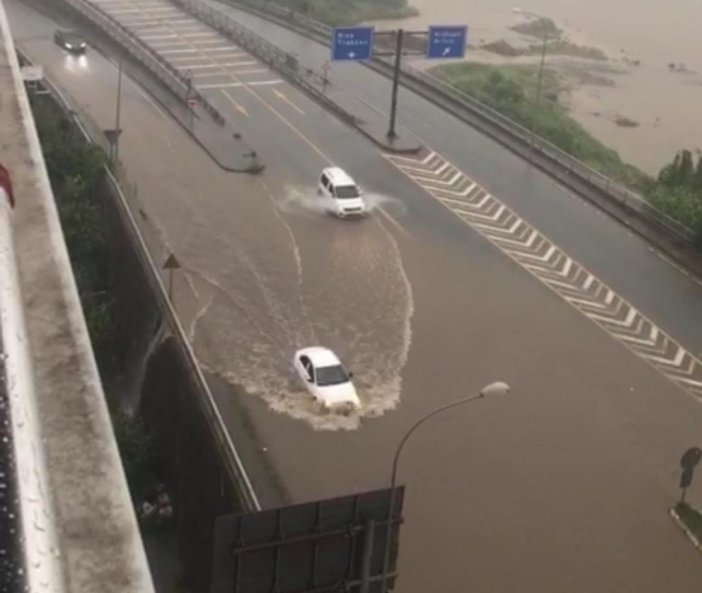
top-left (348, 372), bottom-right (354, 379)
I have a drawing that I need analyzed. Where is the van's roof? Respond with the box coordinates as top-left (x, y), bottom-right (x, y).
top-left (296, 346), bottom-right (342, 367)
top-left (323, 167), bottom-right (356, 187)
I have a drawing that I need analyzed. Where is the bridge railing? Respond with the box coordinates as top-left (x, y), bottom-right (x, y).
top-left (0, 2), bottom-right (156, 590)
top-left (64, 0), bottom-right (229, 126)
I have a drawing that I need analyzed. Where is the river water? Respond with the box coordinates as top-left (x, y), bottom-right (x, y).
top-left (370, 0), bottom-right (702, 174)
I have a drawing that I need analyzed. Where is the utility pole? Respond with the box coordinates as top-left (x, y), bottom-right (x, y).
top-left (386, 28), bottom-right (404, 140)
top-left (529, 25), bottom-right (548, 157)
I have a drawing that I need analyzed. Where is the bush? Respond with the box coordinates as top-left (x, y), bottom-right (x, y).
top-left (30, 93), bottom-right (160, 497)
top-left (675, 502), bottom-right (702, 542)
top-left (431, 62), bottom-right (651, 192)
top-left (112, 411), bottom-right (157, 500)
top-left (650, 150), bottom-right (702, 244)
top-left (29, 95), bottom-right (121, 367)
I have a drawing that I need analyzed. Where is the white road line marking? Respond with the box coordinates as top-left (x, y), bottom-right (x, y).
top-left (141, 33), bottom-right (178, 40)
top-left (201, 46), bottom-right (246, 52)
top-left (125, 18), bottom-right (191, 26)
top-left (169, 53), bottom-right (245, 62)
top-left (385, 150), bottom-right (702, 399)
top-left (410, 170), bottom-right (463, 187)
top-left (159, 48), bottom-right (198, 54)
top-left (180, 32), bottom-right (222, 39)
top-left (180, 61), bottom-right (257, 70)
top-left (196, 80), bottom-right (283, 89)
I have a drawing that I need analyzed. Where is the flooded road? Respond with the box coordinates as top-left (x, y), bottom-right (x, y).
top-left (190, 178), bottom-right (414, 432)
top-left (9, 0), bottom-right (702, 590)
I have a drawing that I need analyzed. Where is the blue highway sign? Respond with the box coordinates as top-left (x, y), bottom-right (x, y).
top-left (426, 25), bottom-right (467, 59)
top-left (331, 26), bottom-right (374, 61)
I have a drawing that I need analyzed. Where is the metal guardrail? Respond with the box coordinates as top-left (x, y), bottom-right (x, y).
top-left (215, 0), bottom-right (695, 244)
top-left (19, 49), bottom-right (261, 513)
top-left (171, 0), bottom-right (358, 125)
top-left (65, 0), bottom-right (228, 127)
top-left (104, 167), bottom-right (263, 513)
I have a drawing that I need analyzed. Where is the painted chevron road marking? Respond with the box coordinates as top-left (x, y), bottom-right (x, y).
top-left (385, 150), bottom-right (702, 399)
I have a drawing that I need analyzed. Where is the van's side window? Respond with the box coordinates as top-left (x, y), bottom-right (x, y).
top-left (321, 174), bottom-right (330, 191)
top-left (300, 356), bottom-right (314, 381)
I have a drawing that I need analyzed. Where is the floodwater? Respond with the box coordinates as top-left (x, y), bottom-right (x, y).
top-left (370, 0), bottom-right (702, 174)
top-left (188, 180), bottom-right (414, 432)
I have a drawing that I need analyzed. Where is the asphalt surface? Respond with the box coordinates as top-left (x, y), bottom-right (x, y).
top-left (205, 0), bottom-right (702, 360)
top-left (8, 1), bottom-right (702, 592)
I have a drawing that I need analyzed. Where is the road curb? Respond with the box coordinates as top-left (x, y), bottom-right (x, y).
top-left (185, 0), bottom-right (423, 156)
top-left (669, 507), bottom-right (702, 554)
top-left (21, 0), bottom-right (264, 175)
top-left (353, 125), bottom-right (422, 155)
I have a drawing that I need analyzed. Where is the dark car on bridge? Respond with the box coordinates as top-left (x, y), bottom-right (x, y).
top-left (53, 30), bottom-right (87, 54)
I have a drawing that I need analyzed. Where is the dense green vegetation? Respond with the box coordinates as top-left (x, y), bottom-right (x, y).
top-left (650, 150), bottom-right (702, 243)
top-left (430, 62), bottom-right (650, 191)
top-left (262, 0), bottom-right (418, 26)
top-left (430, 62), bottom-right (702, 245)
top-left (675, 502), bottom-right (702, 543)
top-left (30, 94), bottom-right (155, 498)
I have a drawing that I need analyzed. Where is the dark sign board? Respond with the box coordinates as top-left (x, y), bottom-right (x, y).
top-left (211, 487), bottom-right (405, 593)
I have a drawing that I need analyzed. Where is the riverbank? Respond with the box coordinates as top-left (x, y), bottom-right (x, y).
top-left (368, 1), bottom-right (702, 176)
top-left (270, 0), bottom-right (417, 26)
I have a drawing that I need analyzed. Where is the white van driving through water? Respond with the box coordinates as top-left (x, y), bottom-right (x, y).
top-left (318, 167), bottom-right (367, 218)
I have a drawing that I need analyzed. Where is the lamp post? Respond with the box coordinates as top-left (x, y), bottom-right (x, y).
top-left (379, 381), bottom-right (511, 592)
top-left (111, 24), bottom-right (163, 164)
top-left (513, 7), bottom-right (549, 157)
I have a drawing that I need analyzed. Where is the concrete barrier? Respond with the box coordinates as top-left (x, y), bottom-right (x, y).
top-left (0, 1), bottom-right (156, 589)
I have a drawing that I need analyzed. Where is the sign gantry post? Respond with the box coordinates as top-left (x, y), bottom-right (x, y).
top-left (329, 24), bottom-right (468, 142)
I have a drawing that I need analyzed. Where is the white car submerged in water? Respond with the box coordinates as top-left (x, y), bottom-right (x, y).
top-left (318, 167), bottom-right (368, 218)
top-left (293, 347), bottom-right (361, 413)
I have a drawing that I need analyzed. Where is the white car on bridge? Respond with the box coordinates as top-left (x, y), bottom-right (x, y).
top-left (292, 347), bottom-right (360, 412)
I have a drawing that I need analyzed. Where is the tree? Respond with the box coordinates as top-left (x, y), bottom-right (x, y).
top-left (694, 156), bottom-right (702, 191)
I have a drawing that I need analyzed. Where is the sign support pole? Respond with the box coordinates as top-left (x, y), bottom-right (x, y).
top-left (387, 28), bottom-right (404, 140)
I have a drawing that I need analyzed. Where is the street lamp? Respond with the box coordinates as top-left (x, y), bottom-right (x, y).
top-left (379, 381), bottom-right (511, 592)
top-left (111, 23), bottom-right (164, 164)
top-left (513, 7), bottom-right (550, 157)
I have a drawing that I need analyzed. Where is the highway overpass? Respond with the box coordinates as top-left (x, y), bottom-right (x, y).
top-left (4, 0), bottom-right (702, 591)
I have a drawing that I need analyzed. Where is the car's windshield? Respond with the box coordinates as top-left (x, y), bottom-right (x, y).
top-left (64, 33), bottom-right (85, 44)
top-left (334, 184), bottom-right (360, 199)
top-left (316, 364), bottom-right (349, 386)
